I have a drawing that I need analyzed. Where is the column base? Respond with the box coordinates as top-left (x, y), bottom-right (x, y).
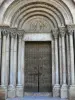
top-left (69, 85), bottom-right (75, 100)
top-left (61, 84), bottom-right (68, 99)
top-left (53, 84), bottom-right (60, 97)
top-left (8, 85), bottom-right (16, 98)
top-left (0, 85), bottom-right (7, 100)
top-left (16, 85), bottom-right (24, 97)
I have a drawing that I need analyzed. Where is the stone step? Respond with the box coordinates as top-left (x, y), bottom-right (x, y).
top-left (7, 96), bottom-right (68, 100)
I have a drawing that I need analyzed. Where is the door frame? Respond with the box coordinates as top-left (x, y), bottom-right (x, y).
top-left (22, 32), bottom-right (54, 96)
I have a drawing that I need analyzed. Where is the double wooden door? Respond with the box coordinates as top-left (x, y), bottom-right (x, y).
top-left (25, 42), bottom-right (52, 92)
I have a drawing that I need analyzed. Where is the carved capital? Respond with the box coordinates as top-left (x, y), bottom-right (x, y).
top-left (67, 25), bottom-right (75, 35)
top-left (10, 28), bottom-right (17, 38)
top-left (17, 30), bottom-right (24, 39)
top-left (1, 28), bottom-right (10, 36)
top-left (52, 28), bottom-right (59, 39)
top-left (0, 26), bottom-right (10, 36)
top-left (59, 27), bottom-right (66, 37)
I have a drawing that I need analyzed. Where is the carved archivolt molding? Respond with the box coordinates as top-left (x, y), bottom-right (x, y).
top-left (0, 0), bottom-right (73, 29)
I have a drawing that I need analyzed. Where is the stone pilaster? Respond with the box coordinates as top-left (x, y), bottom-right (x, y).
top-left (52, 28), bottom-right (60, 97)
top-left (16, 30), bottom-right (24, 97)
top-left (67, 25), bottom-right (75, 100)
top-left (8, 29), bottom-right (17, 98)
top-left (59, 27), bottom-right (68, 98)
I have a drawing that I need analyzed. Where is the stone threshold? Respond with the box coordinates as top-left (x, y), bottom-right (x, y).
top-left (24, 92), bottom-right (52, 96)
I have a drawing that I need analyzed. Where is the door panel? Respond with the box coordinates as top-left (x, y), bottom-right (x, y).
top-left (25, 42), bottom-right (52, 92)
top-left (25, 43), bottom-right (38, 92)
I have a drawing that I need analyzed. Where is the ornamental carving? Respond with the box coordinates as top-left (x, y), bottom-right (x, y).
top-left (59, 27), bottom-right (66, 37)
top-left (1, 28), bottom-right (10, 36)
top-left (67, 25), bottom-right (75, 35)
top-left (17, 30), bottom-right (24, 38)
top-left (10, 28), bottom-right (17, 38)
top-left (22, 17), bottom-right (51, 33)
top-left (52, 28), bottom-right (59, 39)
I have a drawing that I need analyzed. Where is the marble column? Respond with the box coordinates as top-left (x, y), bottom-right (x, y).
top-left (5, 33), bottom-right (10, 99)
top-left (8, 30), bottom-right (17, 98)
top-left (60, 27), bottom-right (68, 98)
top-left (13, 34), bottom-right (17, 87)
top-left (59, 35), bottom-right (62, 85)
top-left (66, 34), bottom-right (70, 86)
top-left (16, 30), bottom-right (24, 97)
top-left (6, 33), bottom-right (10, 87)
top-left (1, 30), bottom-right (7, 88)
top-left (52, 40), bottom-right (55, 86)
top-left (52, 29), bottom-right (60, 97)
top-left (68, 26), bottom-right (75, 100)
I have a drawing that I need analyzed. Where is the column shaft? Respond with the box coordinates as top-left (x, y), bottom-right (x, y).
top-left (6, 34), bottom-right (10, 86)
top-left (17, 37), bottom-right (22, 85)
top-left (52, 41), bottom-right (55, 85)
top-left (59, 36), bottom-right (62, 85)
top-left (61, 36), bottom-right (66, 84)
top-left (69, 34), bottom-right (74, 85)
top-left (16, 32), bottom-right (24, 97)
top-left (54, 38), bottom-right (59, 84)
top-left (1, 35), bottom-right (6, 86)
top-left (52, 29), bottom-right (60, 97)
top-left (10, 37), bottom-right (14, 86)
top-left (13, 35), bottom-right (17, 86)
top-left (66, 35), bottom-right (70, 86)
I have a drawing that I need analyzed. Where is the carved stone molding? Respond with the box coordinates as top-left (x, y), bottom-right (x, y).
top-left (52, 28), bottom-right (59, 39)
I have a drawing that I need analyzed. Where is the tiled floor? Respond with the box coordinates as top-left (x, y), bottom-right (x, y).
top-left (7, 96), bottom-right (68, 100)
